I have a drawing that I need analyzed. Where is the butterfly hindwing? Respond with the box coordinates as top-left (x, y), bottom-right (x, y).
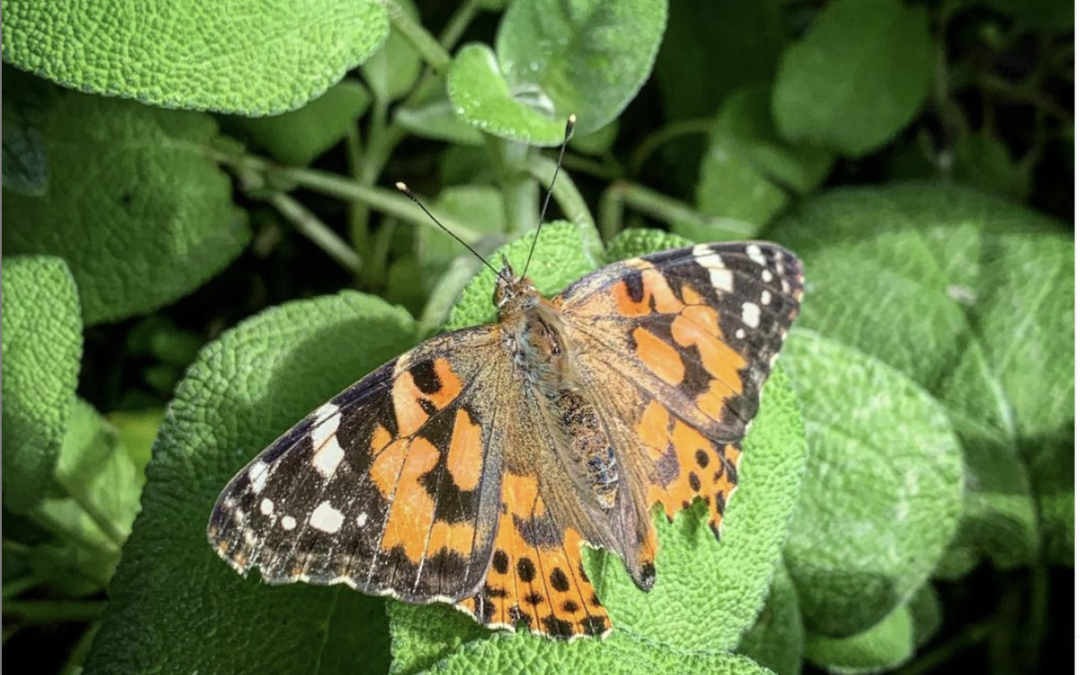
top-left (558, 242), bottom-right (804, 537)
top-left (208, 327), bottom-right (506, 604)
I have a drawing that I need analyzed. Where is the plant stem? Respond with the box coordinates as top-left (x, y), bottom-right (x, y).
top-left (59, 623), bottom-right (101, 675)
top-left (344, 124), bottom-right (368, 258)
top-left (3, 600), bottom-right (106, 625)
top-left (526, 154), bottom-right (595, 232)
top-left (629, 118), bottom-right (713, 176)
top-left (598, 181), bottom-right (758, 242)
top-left (380, 0), bottom-right (451, 75)
top-left (208, 150), bottom-right (480, 242)
top-left (2, 575), bottom-right (42, 600)
top-left (438, 0), bottom-right (479, 48)
top-left (268, 192), bottom-right (362, 273)
top-left (487, 137), bottom-right (537, 235)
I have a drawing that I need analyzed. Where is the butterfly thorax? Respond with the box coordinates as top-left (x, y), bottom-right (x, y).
top-left (494, 265), bottom-right (620, 510)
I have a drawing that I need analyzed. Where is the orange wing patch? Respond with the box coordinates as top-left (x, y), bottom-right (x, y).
top-left (456, 473), bottom-right (611, 639)
top-left (636, 400), bottom-right (741, 536)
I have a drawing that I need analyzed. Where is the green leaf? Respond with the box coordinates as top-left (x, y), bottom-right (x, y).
top-left (602, 229), bottom-right (692, 263)
top-left (1, 85), bottom-right (49, 196)
top-left (402, 630), bottom-right (777, 675)
top-left (953, 131), bottom-right (1030, 202)
top-left (569, 120), bottom-right (619, 156)
top-left (773, 0), bottom-right (934, 157)
top-left (392, 226), bottom-right (807, 667)
top-left (83, 293), bottom-right (417, 674)
top-left (447, 43), bottom-right (567, 145)
top-left (361, 0), bottom-right (423, 102)
top-left (805, 595), bottom-right (916, 674)
top-left (737, 565), bottom-right (804, 675)
top-left (686, 84), bottom-right (835, 240)
top-left (2, 0), bottom-right (389, 115)
top-left (397, 98), bottom-right (487, 146)
top-left (34, 399), bottom-right (144, 596)
top-left (3, 83), bottom-right (250, 325)
top-left (771, 184), bottom-right (1073, 574)
top-left (220, 81), bottom-right (372, 166)
top-left (449, 0), bottom-right (667, 144)
top-left (1, 256), bottom-right (82, 513)
top-left (781, 330), bottom-right (964, 637)
top-left (654, 0), bottom-right (788, 122)
top-left (909, 584), bottom-right (943, 647)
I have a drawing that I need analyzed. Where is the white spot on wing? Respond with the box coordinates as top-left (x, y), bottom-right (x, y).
top-left (693, 244), bottom-right (734, 293)
top-left (281, 515), bottom-right (297, 531)
top-left (248, 460), bottom-right (270, 495)
top-left (310, 406), bottom-right (345, 479)
top-left (357, 512), bottom-right (369, 528)
top-left (742, 302), bottom-right (761, 328)
top-left (761, 290), bottom-right (772, 305)
top-left (310, 501), bottom-right (344, 534)
top-left (762, 269), bottom-right (773, 283)
top-left (747, 244), bottom-right (767, 266)
top-left (735, 328), bottom-right (746, 340)
top-left (260, 498), bottom-right (274, 516)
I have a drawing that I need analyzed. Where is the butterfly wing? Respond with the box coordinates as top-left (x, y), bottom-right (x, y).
top-left (556, 242), bottom-right (803, 567)
top-left (208, 326), bottom-right (507, 604)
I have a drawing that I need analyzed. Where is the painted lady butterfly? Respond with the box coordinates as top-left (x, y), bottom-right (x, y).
top-left (207, 124), bottom-right (804, 641)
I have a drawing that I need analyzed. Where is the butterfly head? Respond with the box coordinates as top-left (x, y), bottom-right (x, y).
top-left (493, 254), bottom-right (540, 314)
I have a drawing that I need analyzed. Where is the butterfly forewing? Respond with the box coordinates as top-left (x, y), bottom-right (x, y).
top-left (208, 327), bottom-right (507, 604)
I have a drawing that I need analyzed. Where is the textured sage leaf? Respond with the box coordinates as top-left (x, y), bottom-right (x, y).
top-left (804, 596), bottom-right (916, 674)
top-left (781, 330), bottom-right (964, 637)
top-left (83, 293), bottom-right (417, 674)
top-left (772, 184), bottom-right (1073, 574)
top-left (2, 0), bottom-right (389, 115)
top-left (449, 0), bottom-right (666, 144)
top-left (737, 565), bottom-right (804, 675)
top-left (361, 0), bottom-right (423, 103)
top-left (409, 630), bottom-right (776, 675)
top-left (4, 83), bottom-right (250, 325)
top-left (220, 81), bottom-right (372, 166)
top-left (1, 256), bottom-right (82, 513)
top-left (773, 0), bottom-right (934, 156)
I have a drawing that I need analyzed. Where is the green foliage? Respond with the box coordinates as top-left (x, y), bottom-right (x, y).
top-left (449, 0), bottom-right (666, 144)
top-left (2, 0), bottom-right (1071, 673)
top-left (4, 74), bottom-right (250, 325)
top-left (83, 293), bottom-right (416, 674)
top-left (2, 256), bottom-right (82, 512)
top-left (221, 81), bottom-right (373, 166)
top-left (1, 0), bottom-right (389, 115)
top-left (773, 0), bottom-right (935, 156)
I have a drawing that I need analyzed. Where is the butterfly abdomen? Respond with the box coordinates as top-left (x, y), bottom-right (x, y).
top-left (552, 390), bottom-right (619, 510)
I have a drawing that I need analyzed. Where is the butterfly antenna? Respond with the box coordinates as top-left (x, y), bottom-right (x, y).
top-left (522, 114), bottom-right (576, 277)
top-left (396, 182), bottom-right (503, 279)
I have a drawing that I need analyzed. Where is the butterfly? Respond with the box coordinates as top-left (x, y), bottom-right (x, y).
top-left (207, 237), bottom-right (803, 640)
